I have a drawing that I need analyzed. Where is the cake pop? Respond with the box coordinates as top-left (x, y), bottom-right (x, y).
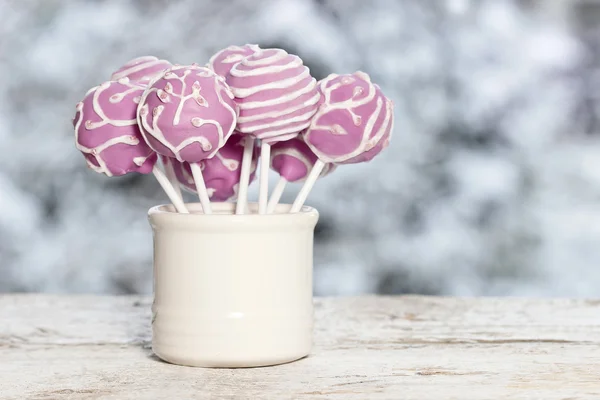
top-left (73, 79), bottom-right (187, 213)
top-left (164, 134), bottom-right (259, 201)
top-left (267, 136), bottom-right (335, 213)
top-left (291, 71), bottom-right (394, 212)
top-left (111, 56), bottom-right (172, 85)
top-left (208, 44), bottom-right (261, 214)
top-left (137, 65), bottom-right (238, 214)
top-left (226, 48), bottom-right (319, 214)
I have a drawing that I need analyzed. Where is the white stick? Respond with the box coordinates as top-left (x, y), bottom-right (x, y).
top-left (235, 138), bottom-right (255, 215)
top-left (290, 160), bottom-right (325, 213)
top-left (162, 157), bottom-right (183, 201)
top-left (152, 166), bottom-right (189, 214)
top-left (258, 142), bottom-right (271, 215)
top-left (266, 176), bottom-right (288, 214)
top-left (190, 163), bottom-right (212, 215)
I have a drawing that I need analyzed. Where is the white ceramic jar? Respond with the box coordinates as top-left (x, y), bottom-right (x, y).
top-left (148, 202), bottom-right (319, 368)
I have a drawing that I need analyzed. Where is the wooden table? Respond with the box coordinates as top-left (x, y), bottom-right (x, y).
top-left (1, 295), bottom-right (599, 399)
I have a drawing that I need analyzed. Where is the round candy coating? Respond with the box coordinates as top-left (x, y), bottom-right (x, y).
top-left (303, 72), bottom-right (394, 165)
top-left (270, 136), bottom-right (335, 182)
top-left (73, 79), bottom-right (157, 177)
top-left (226, 48), bottom-right (319, 143)
top-left (164, 134), bottom-right (258, 201)
top-left (111, 56), bottom-right (172, 85)
top-left (137, 65), bottom-right (238, 163)
top-left (207, 44), bottom-right (261, 78)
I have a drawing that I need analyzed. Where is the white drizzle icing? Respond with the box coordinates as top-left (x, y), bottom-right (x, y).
top-left (207, 44), bottom-right (261, 71)
top-left (241, 109), bottom-right (318, 133)
top-left (237, 91), bottom-right (320, 123)
top-left (258, 119), bottom-right (313, 139)
top-left (133, 155), bottom-right (151, 166)
top-left (230, 56), bottom-right (302, 77)
top-left (215, 152), bottom-right (240, 171)
top-left (239, 80), bottom-right (317, 110)
top-left (243, 49), bottom-right (288, 66)
top-left (230, 68), bottom-right (311, 98)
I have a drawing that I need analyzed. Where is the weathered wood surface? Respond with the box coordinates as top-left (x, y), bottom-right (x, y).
top-left (1, 295), bottom-right (599, 399)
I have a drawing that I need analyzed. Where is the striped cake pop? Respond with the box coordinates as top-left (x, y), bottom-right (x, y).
top-left (208, 44), bottom-right (261, 214)
top-left (73, 79), bottom-right (187, 213)
top-left (137, 65), bottom-right (238, 213)
top-left (226, 48), bottom-right (320, 214)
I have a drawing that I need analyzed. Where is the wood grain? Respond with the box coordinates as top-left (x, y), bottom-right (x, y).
top-left (1, 295), bottom-right (599, 399)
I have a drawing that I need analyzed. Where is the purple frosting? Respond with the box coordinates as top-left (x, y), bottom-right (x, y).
top-left (270, 136), bottom-right (336, 182)
top-left (73, 79), bottom-right (157, 176)
top-left (164, 134), bottom-right (259, 201)
top-left (303, 72), bottom-right (394, 165)
top-left (137, 65), bottom-right (238, 163)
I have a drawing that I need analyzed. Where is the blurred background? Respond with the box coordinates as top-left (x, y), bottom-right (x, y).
top-left (1, 0), bottom-right (599, 296)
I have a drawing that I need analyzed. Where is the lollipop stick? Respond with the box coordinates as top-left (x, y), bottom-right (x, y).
top-left (267, 176), bottom-right (288, 214)
top-left (258, 142), bottom-right (271, 215)
top-left (190, 163), bottom-right (212, 214)
top-left (162, 157), bottom-right (183, 201)
top-left (235, 138), bottom-right (255, 215)
top-left (290, 160), bottom-right (325, 213)
top-left (152, 166), bottom-right (189, 214)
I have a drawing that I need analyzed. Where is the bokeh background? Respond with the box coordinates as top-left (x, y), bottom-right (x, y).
top-left (1, 0), bottom-right (599, 296)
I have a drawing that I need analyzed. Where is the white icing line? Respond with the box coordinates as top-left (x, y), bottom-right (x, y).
top-left (238, 78), bottom-right (317, 110)
top-left (237, 91), bottom-right (320, 123)
top-left (231, 68), bottom-right (311, 98)
top-left (230, 57), bottom-right (302, 77)
top-left (242, 49), bottom-right (288, 67)
top-left (240, 109), bottom-right (318, 133)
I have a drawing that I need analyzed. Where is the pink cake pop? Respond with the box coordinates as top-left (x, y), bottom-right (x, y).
top-left (303, 71), bottom-right (393, 165)
top-left (291, 71), bottom-right (394, 212)
top-left (164, 134), bottom-right (259, 201)
top-left (267, 136), bottom-right (335, 213)
top-left (73, 79), bottom-right (187, 213)
top-left (137, 65), bottom-right (238, 214)
top-left (226, 48), bottom-right (320, 214)
top-left (207, 44), bottom-right (261, 78)
top-left (208, 44), bottom-right (261, 214)
top-left (111, 56), bottom-right (172, 85)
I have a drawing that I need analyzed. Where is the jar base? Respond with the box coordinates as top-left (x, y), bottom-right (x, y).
top-left (153, 347), bottom-right (310, 368)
